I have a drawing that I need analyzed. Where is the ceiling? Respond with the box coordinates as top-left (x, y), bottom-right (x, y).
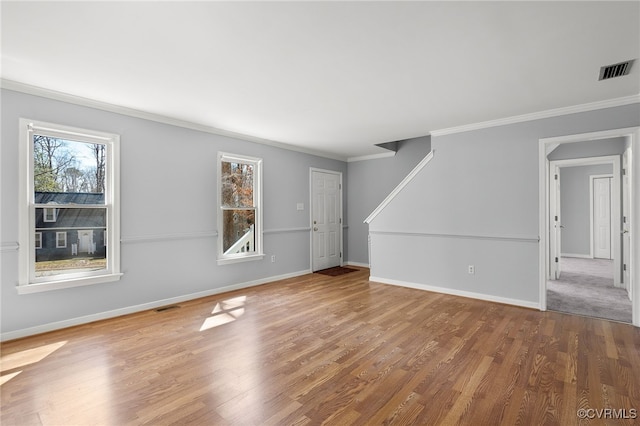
top-left (2, 1), bottom-right (639, 160)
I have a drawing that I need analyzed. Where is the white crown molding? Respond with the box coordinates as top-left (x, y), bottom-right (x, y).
top-left (364, 150), bottom-right (434, 224)
top-left (347, 151), bottom-right (396, 162)
top-left (431, 94), bottom-right (640, 137)
top-left (6, 78), bottom-right (636, 161)
top-left (0, 79), bottom-right (348, 162)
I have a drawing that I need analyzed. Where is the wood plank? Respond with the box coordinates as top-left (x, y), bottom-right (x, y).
top-left (1, 267), bottom-right (639, 425)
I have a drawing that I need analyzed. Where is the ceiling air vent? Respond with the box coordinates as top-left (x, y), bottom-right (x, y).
top-left (599, 59), bottom-right (635, 81)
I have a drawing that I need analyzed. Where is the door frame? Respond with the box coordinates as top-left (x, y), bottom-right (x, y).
top-left (549, 163), bottom-right (562, 279)
top-left (309, 168), bottom-right (343, 271)
top-left (549, 158), bottom-right (619, 281)
top-left (623, 148), bottom-right (633, 300)
top-left (590, 174), bottom-right (614, 262)
top-left (539, 127), bottom-right (640, 327)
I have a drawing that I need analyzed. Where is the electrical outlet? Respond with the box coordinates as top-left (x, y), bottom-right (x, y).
top-left (468, 265), bottom-right (475, 275)
top-left (271, 255), bottom-right (276, 263)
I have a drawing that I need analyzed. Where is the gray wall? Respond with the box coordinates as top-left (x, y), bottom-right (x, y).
top-left (368, 103), bottom-right (640, 306)
top-left (559, 164), bottom-right (613, 257)
top-left (346, 137), bottom-right (431, 265)
top-left (0, 89), bottom-right (347, 337)
top-left (548, 137), bottom-right (626, 160)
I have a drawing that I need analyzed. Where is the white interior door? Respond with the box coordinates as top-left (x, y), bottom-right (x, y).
top-left (623, 150), bottom-right (632, 299)
top-left (550, 166), bottom-right (562, 279)
top-left (311, 170), bottom-right (342, 271)
top-left (593, 177), bottom-right (612, 259)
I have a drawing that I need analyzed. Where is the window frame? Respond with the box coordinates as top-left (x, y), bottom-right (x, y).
top-left (55, 231), bottom-right (67, 248)
top-left (43, 207), bottom-right (57, 222)
top-left (18, 118), bottom-right (122, 294)
top-left (217, 152), bottom-right (264, 265)
top-left (35, 232), bottom-right (42, 250)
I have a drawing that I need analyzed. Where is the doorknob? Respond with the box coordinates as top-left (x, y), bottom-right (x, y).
top-left (314, 227), bottom-right (318, 231)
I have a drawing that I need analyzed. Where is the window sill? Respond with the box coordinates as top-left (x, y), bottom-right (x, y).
top-left (217, 253), bottom-right (265, 266)
top-left (17, 273), bottom-right (123, 294)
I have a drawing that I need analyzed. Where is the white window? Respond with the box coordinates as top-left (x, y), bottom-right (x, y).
top-left (56, 232), bottom-right (67, 248)
top-left (19, 119), bottom-right (121, 293)
top-left (217, 152), bottom-right (263, 265)
top-left (43, 208), bottom-right (57, 222)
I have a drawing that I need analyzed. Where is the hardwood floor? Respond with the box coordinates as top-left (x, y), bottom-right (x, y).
top-left (1, 267), bottom-right (639, 425)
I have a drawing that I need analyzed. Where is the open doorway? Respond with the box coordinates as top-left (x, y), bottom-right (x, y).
top-left (547, 156), bottom-right (629, 322)
top-left (539, 128), bottom-right (639, 326)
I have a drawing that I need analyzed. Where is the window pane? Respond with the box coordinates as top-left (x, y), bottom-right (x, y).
top-left (221, 161), bottom-right (254, 208)
top-left (33, 135), bottom-right (106, 203)
top-left (35, 207), bottom-right (107, 277)
top-left (43, 208), bottom-right (57, 222)
top-left (222, 210), bottom-right (255, 254)
top-left (56, 232), bottom-right (67, 248)
top-left (36, 207), bottom-right (106, 229)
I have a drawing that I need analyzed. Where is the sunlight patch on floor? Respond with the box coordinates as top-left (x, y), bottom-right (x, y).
top-left (200, 296), bottom-right (247, 331)
top-left (1, 340), bottom-right (67, 371)
top-left (0, 370), bottom-right (22, 386)
top-left (1, 340), bottom-right (67, 386)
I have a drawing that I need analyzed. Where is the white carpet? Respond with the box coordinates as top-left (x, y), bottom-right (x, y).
top-left (547, 257), bottom-right (632, 323)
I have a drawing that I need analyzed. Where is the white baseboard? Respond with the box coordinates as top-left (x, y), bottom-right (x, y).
top-left (346, 261), bottom-right (369, 268)
top-left (561, 253), bottom-right (592, 259)
top-left (1, 269), bottom-right (311, 342)
top-left (369, 276), bottom-right (540, 310)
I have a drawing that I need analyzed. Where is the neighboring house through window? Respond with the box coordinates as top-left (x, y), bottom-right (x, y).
top-left (18, 119), bottom-right (121, 293)
top-left (217, 152), bottom-right (263, 265)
